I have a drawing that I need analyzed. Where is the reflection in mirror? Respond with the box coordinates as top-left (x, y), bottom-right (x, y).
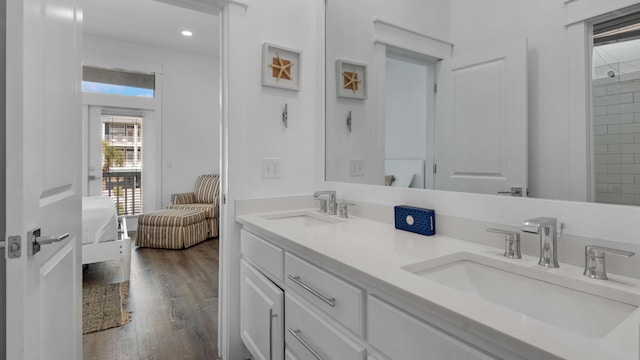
top-left (592, 11), bottom-right (640, 206)
top-left (325, 0), bottom-right (640, 205)
top-left (384, 52), bottom-right (435, 189)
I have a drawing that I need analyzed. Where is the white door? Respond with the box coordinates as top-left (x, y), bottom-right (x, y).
top-left (5, 0), bottom-right (83, 358)
top-left (240, 259), bottom-right (284, 360)
top-left (434, 39), bottom-right (528, 196)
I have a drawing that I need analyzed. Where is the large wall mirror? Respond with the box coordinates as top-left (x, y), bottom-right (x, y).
top-left (325, 0), bottom-right (640, 206)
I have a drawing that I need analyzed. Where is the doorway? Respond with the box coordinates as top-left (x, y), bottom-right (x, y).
top-left (81, 1), bottom-right (221, 358)
top-left (384, 51), bottom-right (435, 189)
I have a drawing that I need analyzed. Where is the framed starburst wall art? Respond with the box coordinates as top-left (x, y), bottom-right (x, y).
top-left (262, 43), bottom-right (302, 91)
top-left (336, 59), bottom-right (367, 100)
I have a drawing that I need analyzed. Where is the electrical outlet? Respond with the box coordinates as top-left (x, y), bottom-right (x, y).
top-left (262, 158), bottom-right (281, 179)
top-left (350, 159), bottom-right (365, 176)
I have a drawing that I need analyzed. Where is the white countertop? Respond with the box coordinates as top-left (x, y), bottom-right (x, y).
top-left (237, 208), bottom-right (640, 360)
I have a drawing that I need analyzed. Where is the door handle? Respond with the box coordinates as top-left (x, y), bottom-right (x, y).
top-left (0, 236), bottom-right (21, 258)
top-left (497, 187), bottom-right (523, 197)
top-left (28, 228), bottom-right (70, 256)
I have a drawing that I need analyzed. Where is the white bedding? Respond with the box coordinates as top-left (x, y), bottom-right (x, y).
top-left (82, 196), bottom-right (118, 245)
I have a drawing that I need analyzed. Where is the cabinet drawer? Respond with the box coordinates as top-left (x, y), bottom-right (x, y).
top-left (241, 229), bottom-right (283, 281)
top-left (368, 296), bottom-right (497, 360)
top-left (285, 293), bottom-right (366, 360)
top-left (285, 252), bottom-right (364, 336)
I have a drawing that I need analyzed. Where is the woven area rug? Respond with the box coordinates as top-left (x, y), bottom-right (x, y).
top-left (82, 281), bottom-right (132, 334)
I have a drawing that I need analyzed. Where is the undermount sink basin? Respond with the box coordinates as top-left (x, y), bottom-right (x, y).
top-left (402, 252), bottom-right (640, 338)
top-left (261, 211), bottom-right (342, 227)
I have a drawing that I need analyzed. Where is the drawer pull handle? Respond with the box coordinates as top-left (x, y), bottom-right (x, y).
top-left (269, 308), bottom-right (275, 360)
top-left (287, 275), bottom-right (336, 307)
top-left (288, 328), bottom-right (325, 360)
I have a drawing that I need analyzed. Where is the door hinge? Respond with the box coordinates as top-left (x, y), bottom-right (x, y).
top-left (433, 163), bottom-right (437, 174)
top-left (222, 194), bottom-right (227, 205)
top-left (434, 83), bottom-right (438, 93)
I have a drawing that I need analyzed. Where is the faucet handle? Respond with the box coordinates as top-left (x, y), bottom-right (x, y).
top-left (586, 245), bottom-right (635, 258)
top-left (486, 228), bottom-right (522, 259)
top-left (338, 202), bottom-right (356, 219)
top-left (584, 245), bottom-right (635, 280)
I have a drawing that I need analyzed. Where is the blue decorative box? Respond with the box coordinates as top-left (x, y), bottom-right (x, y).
top-left (394, 205), bottom-right (435, 236)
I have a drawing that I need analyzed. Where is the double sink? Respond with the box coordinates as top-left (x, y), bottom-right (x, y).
top-left (262, 210), bottom-right (640, 339)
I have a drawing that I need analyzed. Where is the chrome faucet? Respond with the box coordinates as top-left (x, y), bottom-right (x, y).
top-left (522, 217), bottom-right (559, 268)
top-left (583, 245), bottom-right (634, 280)
top-left (313, 190), bottom-right (337, 215)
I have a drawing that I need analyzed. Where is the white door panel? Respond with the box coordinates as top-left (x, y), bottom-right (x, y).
top-left (6, 0), bottom-right (83, 358)
top-left (435, 38), bottom-right (527, 196)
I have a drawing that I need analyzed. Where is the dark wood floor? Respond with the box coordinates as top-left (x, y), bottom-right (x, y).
top-left (82, 236), bottom-right (219, 360)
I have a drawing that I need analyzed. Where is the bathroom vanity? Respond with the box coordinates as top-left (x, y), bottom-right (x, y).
top-left (236, 199), bottom-right (640, 360)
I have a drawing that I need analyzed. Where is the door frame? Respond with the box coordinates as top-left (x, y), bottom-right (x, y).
top-left (383, 49), bottom-right (437, 189)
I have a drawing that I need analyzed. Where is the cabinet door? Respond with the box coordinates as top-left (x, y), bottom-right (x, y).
top-left (241, 259), bottom-right (284, 360)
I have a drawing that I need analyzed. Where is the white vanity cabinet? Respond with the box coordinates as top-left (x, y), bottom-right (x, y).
top-left (239, 227), bottom-right (518, 360)
top-left (240, 259), bottom-right (284, 360)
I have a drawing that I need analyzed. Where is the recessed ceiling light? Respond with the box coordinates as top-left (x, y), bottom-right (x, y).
top-left (181, 30), bottom-right (193, 37)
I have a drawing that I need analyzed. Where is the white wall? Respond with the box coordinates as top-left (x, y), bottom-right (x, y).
top-left (83, 34), bottom-right (220, 208)
top-left (220, 0), bottom-right (321, 358)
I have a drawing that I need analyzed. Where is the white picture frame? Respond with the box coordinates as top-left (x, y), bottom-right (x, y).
top-left (336, 59), bottom-right (367, 99)
top-left (262, 42), bottom-right (302, 91)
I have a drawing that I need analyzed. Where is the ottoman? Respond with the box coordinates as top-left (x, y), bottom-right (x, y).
top-left (137, 209), bottom-right (208, 249)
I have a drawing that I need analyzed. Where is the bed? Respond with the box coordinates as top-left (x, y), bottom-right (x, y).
top-left (82, 196), bottom-right (131, 281)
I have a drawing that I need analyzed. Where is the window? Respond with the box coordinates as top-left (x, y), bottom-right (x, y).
top-left (82, 66), bottom-right (155, 98)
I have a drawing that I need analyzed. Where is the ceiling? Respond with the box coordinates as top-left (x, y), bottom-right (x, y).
top-left (83, 0), bottom-right (220, 58)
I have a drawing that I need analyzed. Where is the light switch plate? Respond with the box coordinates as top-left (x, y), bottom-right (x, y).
top-left (350, 159), bottom-right (365, 176)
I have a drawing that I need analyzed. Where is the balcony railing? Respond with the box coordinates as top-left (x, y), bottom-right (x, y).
top-left (102, 171), bottom-right (142, 215)
top-left (104, 134), bottom-right (142, 145)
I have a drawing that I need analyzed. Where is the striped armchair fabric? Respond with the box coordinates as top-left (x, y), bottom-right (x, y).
top-left (168, 174), bottom-right (220, 238)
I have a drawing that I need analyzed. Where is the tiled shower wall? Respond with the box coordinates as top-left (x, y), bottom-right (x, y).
top-left (593, 70), bottom-right (640, 205)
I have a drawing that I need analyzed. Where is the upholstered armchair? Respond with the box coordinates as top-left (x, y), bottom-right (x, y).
top-left (167, 174), bottom-right (220, 238)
